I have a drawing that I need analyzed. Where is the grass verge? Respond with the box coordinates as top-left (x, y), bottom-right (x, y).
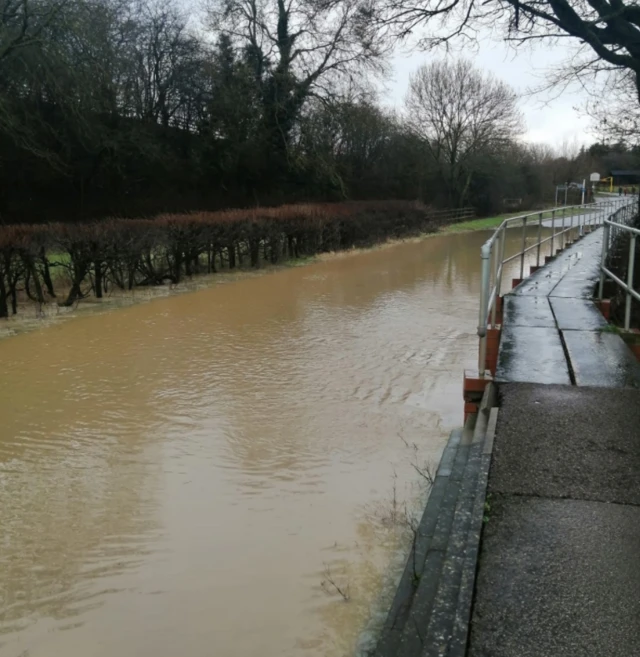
top-left (442, 206), bottom-right (596, 234)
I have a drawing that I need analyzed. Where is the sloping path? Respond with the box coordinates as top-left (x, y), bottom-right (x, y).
top-left (469, 227), bottom-right (640, 657)
top-left (496, 227), bottom-right (640, 387)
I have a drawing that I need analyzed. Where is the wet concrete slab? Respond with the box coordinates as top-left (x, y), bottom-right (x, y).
top-left (495, 326), bottom-right (571, 385)
top-left (469, 495), bottom-right (640, 657)
top-left (549, 232), bottom-right (603, 299)
top-left (512, 268), bottom-right (569, 297)
top-left (562, 330), bottom-right (640, 388)
top-left (549, 297), bottom-right (607, 330)
top-left (513, 229), bottom-right (603, 299)
top-left (497, 228), bottom-right (640, 388)
top-left (503, 295), bottom-right (555, 328)
top-left (488, 383), bottom-right (640, 505)
top-left (470, 213), bottom-right (640, 657)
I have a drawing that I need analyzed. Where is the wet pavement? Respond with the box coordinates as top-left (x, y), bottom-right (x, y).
top-left (549, 297), bottom-right (607, 331)
top-left (496, 227), bottom-right (640, 388)
top-left (469, 384), bottom-right (640, 657)
top-left (563, 330), bottom-right (640, 387)
top-left (470, 217), bottom-right (640, 657)
top-left (496, 326), bottom-right (570, 385)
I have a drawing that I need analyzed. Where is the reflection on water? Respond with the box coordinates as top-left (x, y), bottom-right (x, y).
top-left (0, 230), bottom-right (531, 657)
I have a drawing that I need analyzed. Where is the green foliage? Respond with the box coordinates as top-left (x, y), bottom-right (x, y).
top-left (600, 324), bottom-right (622, 334)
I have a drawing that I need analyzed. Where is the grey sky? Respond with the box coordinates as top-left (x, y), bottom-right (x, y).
top-left (382, 35), bottom-right (595, 149)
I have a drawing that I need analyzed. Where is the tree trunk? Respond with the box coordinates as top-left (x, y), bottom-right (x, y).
top-left (94, 261), bottom-right (103, 298)
top-left (9, 278), bottom-right (18, 314)
top-left (250, 239), bottom-right (260, 268)
top-left (172, 250), bottom-right (183, 283)
top-left (61, 263), bottom-right (88, 307)
top-left (208, 244), bottom-right (217, 273)
top-left (63, 280), bottom-right (83, 307)
top-left (271, 237), bottom-right (281, 263)
top-left (0, 275), bottom-right (8, 318)
top-left (228, 243), bottom-right (236, 269)
top-left (24, 260), bottom-right (44, 303)
top-left (39, 247), bottom-right (56, 298)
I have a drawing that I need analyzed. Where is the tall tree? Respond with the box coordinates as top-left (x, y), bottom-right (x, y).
top-left (208, 0), bottom-right (386, 183)
top-left (405, 59), bottom-right (522, 207)
top-left (362, 0), bottom-right (640, 101)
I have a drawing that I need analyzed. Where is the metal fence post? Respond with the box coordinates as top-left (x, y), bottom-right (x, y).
top-left (536, 213), bottom-right (543, 267)
top-left (571, 206), bottom-right (574, 240)
top-left (520, 216), bottom-right (527, 279)
top-left (599, 223), bottom-right (610, 301)
top-left (478, 243), bottom-right (492, 377)
top-left (491, 232), bottom-right (500, 327)
top-left (550, 210), bottom-right (555, 260)
top-left (625, 234), bottom-right (637, 330)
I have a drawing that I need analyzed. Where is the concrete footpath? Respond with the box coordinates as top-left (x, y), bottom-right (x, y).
top-left (468, 227), bottom-right (640, 657)
top-left (469, 384), bottom-right (640, 657)
top-left (497, 227), bottom-right (640, 387)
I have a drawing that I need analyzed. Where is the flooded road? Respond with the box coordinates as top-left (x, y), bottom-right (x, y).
top-left (0, 230), bottom-right (522, 657)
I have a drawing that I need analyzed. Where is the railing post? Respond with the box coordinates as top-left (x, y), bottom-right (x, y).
top-left (520, 216), bottom-right (527, 279)
top-left (561, 207), bottom-right (566, 249)
top-left (570, 206), bottom-right (574, 240)
top-left (478, 243), bottom-right (492, 377)
top-left (625, 234), bottom-right (637, 330)
top-left (491, 232), bottom-right (500, 327)
top-left (599, 222), bottom-right (610, 301)
top-left (536, 213), bottom-right (543, 267)
top-left (550, 210), bottom-right (555, 258)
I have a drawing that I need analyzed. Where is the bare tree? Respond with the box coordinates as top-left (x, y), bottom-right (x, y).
top-left (405, 59), bottom-right (523, 207)
top-left (586, 69), bottom-right (640, 144)
top-left (362, 0), bottom-right (640, 102)
top-left (207, 0), bottom-right (387, 162)
top-left (122, 0), bottom-right (205, 128)
top-left (0, 0), bottom-right (70, 64)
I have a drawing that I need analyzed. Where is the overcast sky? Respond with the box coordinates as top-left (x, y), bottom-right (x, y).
top-left (381, 34), bottom-right (595, 149)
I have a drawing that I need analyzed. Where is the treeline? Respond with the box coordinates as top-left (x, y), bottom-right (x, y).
top-left (0, 201), bottom-right (465, 317)
top-left (0, 0), bottom-right (623, 223)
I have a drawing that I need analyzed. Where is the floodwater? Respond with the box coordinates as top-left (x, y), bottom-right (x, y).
top-left (0, 230), bottom-right (527, 657)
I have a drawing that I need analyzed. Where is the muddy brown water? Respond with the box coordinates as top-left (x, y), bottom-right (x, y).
top-left (0, 230), bottom-right (533, 657)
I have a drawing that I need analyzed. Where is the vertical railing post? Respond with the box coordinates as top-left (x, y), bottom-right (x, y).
top-left (599, 222), bottom-right (610, 301)
top-left (570, 205), bottom-right (574, 241)
top-left (561, 207), bottom-right (566, 249)
top-left (536, 213), bottom-right (543, 267)
top-left (491, 231), bottom-right (501, 327)
top-left (478, 242), bottom-right (492, 377)
top-left (496, 226), bottom-right (506, 309)
top-left (625, 234), bottom-right (637, 330)
top-left (520, 216), bottom-right (527, 279)
top-left (550, 210), bottom-right (555, 258)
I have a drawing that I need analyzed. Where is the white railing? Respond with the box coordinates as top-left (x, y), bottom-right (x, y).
top-left (477, 198), bottom-right (631, 376)
top-left (599, 199), bottom-right (640, 330)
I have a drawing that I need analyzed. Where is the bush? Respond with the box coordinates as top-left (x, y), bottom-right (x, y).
top-left (0, 200), bottom-right (453, 317)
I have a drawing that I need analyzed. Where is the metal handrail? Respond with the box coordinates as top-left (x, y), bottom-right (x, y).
top-left (477, 197), bottom-right (631, 376)
top-left (599, 199), bottom-right (640, 330)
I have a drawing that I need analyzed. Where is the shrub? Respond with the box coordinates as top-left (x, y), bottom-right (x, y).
top-left (0, 200), bottom-right (453, 317)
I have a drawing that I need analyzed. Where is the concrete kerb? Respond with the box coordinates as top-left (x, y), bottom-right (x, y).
top-left (444, 388), bottom-right (498, 657)
top-left (374, 386), bottom-right (498, 657)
